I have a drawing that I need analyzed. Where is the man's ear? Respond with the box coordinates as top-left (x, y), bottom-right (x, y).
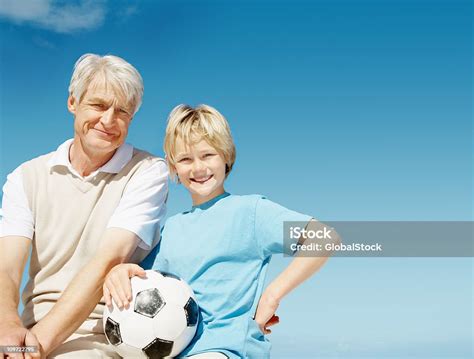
top-left (67, 94), bottom-right (77, 114)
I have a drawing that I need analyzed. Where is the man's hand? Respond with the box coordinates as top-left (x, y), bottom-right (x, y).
top-left (0, 321), bottom-right (41, 359)
top-left (254, 292), bottom-right (280, 335)
top-left (23, 330), bottom-right (42, 359)
top-left (103, 263), bottom-right (146, 310)
top-left (0, 321), bottom-right (26, 359)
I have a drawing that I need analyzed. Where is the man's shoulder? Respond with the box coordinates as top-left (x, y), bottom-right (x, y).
top-left (132, 147), bottom-right (164, 161)
top-left (131, 147), bottom-right (164, 163)
top-left (126, 147), bottom-right (168, 176)
top-left (19, 151), bottom-right (56, 172)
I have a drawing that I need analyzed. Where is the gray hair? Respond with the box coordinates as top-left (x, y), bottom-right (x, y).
top-left (68, 53), bottom-right (144, 115)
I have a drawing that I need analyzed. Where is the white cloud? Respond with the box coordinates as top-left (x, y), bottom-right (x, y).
top-left (0, 0), bottom-right (106, 33)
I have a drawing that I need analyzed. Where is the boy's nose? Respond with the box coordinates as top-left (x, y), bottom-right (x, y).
top-left (192, 160), bottom-right (206, 173)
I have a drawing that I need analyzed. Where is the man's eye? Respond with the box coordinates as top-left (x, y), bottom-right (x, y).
top-left (118, 108), bottom-right (129, 114)
top-left (92, 104), bottom-right (106, 110)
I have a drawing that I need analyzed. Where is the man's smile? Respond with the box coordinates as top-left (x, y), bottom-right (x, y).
top-left (92, 128), bottom-right (116, 137)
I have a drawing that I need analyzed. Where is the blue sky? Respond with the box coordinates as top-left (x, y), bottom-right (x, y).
top-left (0, 0), bottom-right (472, 357)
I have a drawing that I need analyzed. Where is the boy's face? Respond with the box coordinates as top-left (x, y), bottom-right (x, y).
top-left (173, 137), bottom-right (226, 206)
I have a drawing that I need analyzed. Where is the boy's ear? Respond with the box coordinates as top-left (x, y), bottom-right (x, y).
top-left (165, 160), bottom-right (179, 184)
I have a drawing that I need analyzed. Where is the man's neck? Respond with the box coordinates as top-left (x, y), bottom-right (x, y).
top-left (69, 138), bottom-right (116, 177)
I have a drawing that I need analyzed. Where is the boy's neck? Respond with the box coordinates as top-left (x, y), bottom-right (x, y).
top-left (192, 188), bottom-right (226, 207)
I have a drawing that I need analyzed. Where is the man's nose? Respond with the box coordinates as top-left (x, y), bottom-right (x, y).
top-left (100, 107), bottom-right (116, 127)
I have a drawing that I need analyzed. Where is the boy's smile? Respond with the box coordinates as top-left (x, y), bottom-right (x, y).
top-left (174, 138), bottom-right (226, 206)
top-left (191, 175), bottom-right (213, 184)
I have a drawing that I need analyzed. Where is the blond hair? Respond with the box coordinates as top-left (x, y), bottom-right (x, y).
top-left (164, 104), bottom-right (236, 179)
top-left (68, 53), bottom-right (144, 115)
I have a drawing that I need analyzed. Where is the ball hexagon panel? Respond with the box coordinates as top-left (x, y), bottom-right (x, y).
top-left (104, 317), bottom-right (122, 346)
top-left (142, 337), bottom-right (174, 358)
top-left (119, 313), bottom-right (156, 349)
top-left (184, 297), bottom-right (199, 326)
top-left (159, 271), bottom-right (181, 280)
top-left (169, 325), bottom-right (199, 358)
top-left (114, 342), bottom-right (148, 358)
top-left (134, 288), bottom-right (165, 318)
top-left (152, 304), bottom-right (188, 340)
top-left (156, 277), bottom-right (191, 308)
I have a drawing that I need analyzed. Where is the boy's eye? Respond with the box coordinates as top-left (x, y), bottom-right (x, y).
top-left (203, 153), bottom-right (215, 158)
top-left (178, 157), bottom-right (191, 163)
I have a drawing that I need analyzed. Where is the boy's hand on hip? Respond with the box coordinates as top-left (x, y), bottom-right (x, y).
top-left (254, 293), bottom-right (280, 335)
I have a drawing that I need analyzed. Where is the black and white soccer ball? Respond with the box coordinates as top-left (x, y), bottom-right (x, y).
top-left (103, 270), bottom-right (199, 358)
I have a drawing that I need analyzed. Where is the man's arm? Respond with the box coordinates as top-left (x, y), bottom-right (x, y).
top-left (0, 236), bottom-right (41, 358)
top-left (0, 236), bottom-right (30, 325)
top-left (30, 158), bottom-right (168, 355)
top-left (30, 228), bottom-right (140, 356)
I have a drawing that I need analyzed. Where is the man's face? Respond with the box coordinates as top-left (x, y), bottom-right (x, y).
top-left (68, 79), bottom-right (134, 154)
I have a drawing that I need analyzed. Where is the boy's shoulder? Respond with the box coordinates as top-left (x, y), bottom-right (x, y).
top-left (169, 194), bottom-right (269, 220)
top-left (227, 193), bottom-right (265, 202)
top-left (221, 193), bottom-right (272, 210)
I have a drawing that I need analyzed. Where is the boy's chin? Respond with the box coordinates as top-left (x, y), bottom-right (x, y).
top-left (192, 189), bottom-right (214, 198)
top-left (190, 187), bottom-right (221, 200)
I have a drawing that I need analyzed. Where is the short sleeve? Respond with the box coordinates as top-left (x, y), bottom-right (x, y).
top-left (107, 159), bottom-right (169, 249)
top-left (0, 165), bottom-right (34, 239)
top-left (254, 197), bottom-right (312, 258)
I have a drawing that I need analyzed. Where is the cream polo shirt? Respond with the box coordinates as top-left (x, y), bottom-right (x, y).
top-left (0, 139), bottom-right (169, 249)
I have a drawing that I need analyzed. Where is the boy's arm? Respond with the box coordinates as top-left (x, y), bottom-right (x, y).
top-left (103, 263), bottom-right (147, 310)
top-left (29, 228), bottom-right (140, 356)
top-left (255, 219), bottom-right (340, 334)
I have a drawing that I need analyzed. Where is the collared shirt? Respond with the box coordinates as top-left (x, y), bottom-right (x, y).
top-left (0, 139), bottom-right (169, 248)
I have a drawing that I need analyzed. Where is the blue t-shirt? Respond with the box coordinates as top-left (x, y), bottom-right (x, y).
top-left (141, 193), bottom-right (312, 358)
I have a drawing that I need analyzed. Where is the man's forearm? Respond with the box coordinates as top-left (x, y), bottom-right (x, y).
top-left (31, 228), bottom-right (140, 355)
top-left (31, 257), bottom-right (116, 354)
top-left (0, 272), bottom-right (23, 325)
top-left (0, 236), bottom-right (31, 327)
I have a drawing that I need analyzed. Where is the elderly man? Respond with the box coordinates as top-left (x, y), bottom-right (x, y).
top-left (0, 54), bottom-right (168, 358)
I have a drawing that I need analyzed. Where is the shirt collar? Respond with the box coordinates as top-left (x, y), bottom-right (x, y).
top-left (47, 139), bottom-right (134, 176)
top-left (191, 192), bottom-right (231, 211)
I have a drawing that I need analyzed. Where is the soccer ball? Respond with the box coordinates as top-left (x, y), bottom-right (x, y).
top-left (103, 270), bottom-right (199, 358)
